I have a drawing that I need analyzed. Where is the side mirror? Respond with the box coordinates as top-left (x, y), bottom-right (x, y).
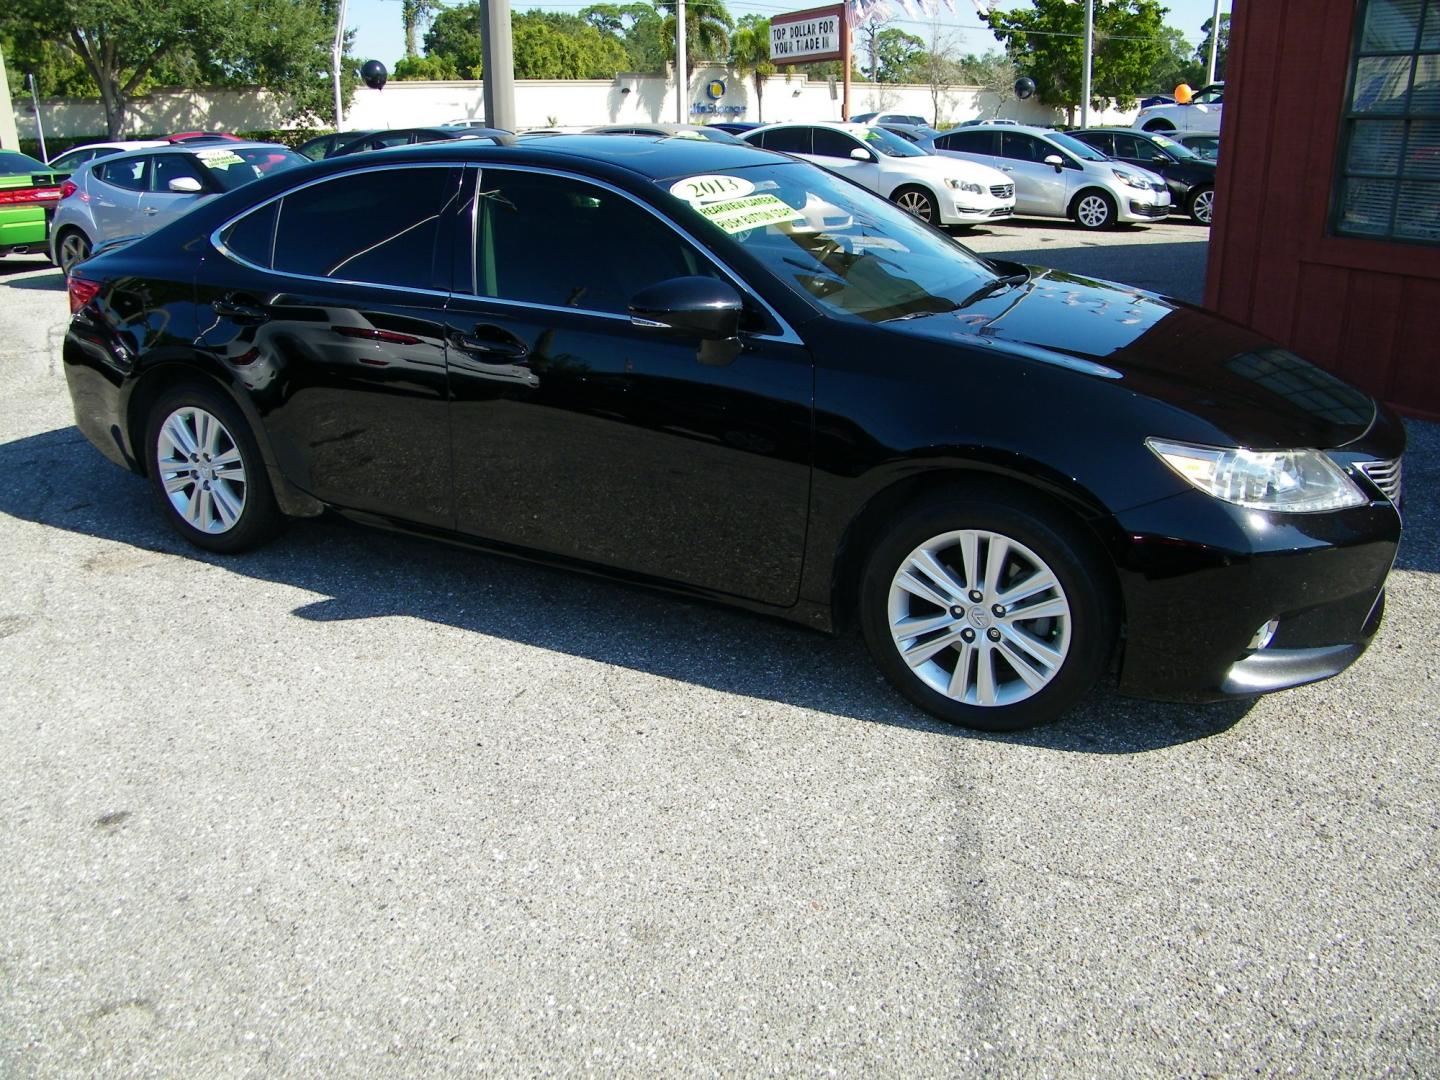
top-left (1043, 154), bottom-right (1065, 172)
top-left (629, 276), bottom-right (743, 341)
top-left (167, 176), bottom-right (204, 193)
top-left (850, 147), bottom-right (874, 162)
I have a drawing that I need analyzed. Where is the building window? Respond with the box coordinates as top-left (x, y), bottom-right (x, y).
top-left (1334, 0), bottom-right (1440, 243)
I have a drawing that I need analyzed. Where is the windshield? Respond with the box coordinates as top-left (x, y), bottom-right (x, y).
top-left (0, 151), bottom-right (49, 174)
top-left (1147, 132), bottom-right (1198, 160)
top-left (1046, 132), bottom-right (1109, 162)
top-left (662, 162), bottom-right (999, 323)
top-left (192, 146), bottom-right (305, 190)
top-left (861, 126), bottom-right (928, 158)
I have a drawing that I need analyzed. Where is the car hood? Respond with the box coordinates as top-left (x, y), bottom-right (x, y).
top-left (891, 154), bottom-right (1011, 187)
top-left (885, 268), bottom-right (1376, 450)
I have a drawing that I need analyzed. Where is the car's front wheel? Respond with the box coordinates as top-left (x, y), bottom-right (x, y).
top-left (145, 384), bottom-right (283, 553)
top-left (892, 185), bottom-right (940, 224)
top-left (56, 228), bottom-right (91, 276)
top-left (1188, 186), bottom-right (1215, 225)
top-left (1072, 190), bottom-right (1117, 230)
top-left (859, 489), bottom-right (1116, 731)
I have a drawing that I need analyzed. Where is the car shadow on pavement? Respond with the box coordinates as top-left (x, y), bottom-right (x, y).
top-left (0, 425), bottom-right (1285, 753)
top-left (0, 260), bottom-right (60, 284)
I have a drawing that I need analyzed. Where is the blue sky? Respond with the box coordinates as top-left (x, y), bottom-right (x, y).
top-left (346, 0), bottom-right (1227, 71)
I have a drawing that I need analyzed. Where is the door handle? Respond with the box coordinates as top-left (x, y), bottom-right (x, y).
top-left (447, 325), bottom-right (529, 361)
top-left (142, 207), bottom-right (159, 216)
top-left (212, 295), bottom-right (269, 324)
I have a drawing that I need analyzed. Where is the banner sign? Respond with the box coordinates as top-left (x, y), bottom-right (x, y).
top-left (769, 5), bottom-right (846, 65)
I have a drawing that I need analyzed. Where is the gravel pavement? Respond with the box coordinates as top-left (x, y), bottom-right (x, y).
top-left (0, 239), bottom-right (1436, 1078)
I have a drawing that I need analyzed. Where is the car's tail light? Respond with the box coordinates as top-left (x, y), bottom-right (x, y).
top-left (68, 274), bottom-right (101, 314)
top-left (59, 179), bottom-right (78, 200)
top-left (0, 186), bottom-right (60, 205)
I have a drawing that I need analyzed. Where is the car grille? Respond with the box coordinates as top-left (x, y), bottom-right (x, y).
top-left (990, 183), bottom-right (1014, 199)
top-left (1128, 201), bottom-right (1170, 218)
top-left (1360, 457), bottom-right (1403, 503)
top-left (989, 206), bottom-right (1013, 217)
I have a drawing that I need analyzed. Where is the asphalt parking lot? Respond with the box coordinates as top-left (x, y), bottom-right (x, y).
top-left (1, 227), bottom-right (1436, 1076)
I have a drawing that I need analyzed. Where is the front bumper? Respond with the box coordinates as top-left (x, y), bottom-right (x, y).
top-left (1104, 416), bottom-right (1405, 703)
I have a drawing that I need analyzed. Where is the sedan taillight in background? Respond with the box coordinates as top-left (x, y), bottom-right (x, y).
top-left (68, 274), bottom-right (101, 314)
top-left (59, 179), bottom-right (78, 200)
top-left (0, 185), bottom-right (61, 205)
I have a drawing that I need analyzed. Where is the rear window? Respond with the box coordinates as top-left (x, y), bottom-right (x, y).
top-left (0, 150), bottom-right (49, 174)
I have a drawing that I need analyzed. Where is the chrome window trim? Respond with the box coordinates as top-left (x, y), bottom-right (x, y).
top-left (464, 163), bottom-right (804, 345)
top-left (209, 161), bottom-right (462, 299)
top-left (208, 158), bottom-right (804, 344)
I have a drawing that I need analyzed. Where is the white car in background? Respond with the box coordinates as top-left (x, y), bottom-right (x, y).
top-left (1133, 83), bottom-right (1224, 133)
top-left (47, 140), bottom-right (168, 172)
top-left (740, 121), bottom-right (1015, 228)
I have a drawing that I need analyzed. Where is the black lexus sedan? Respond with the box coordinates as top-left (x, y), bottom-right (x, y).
top-left (1071, 128), bottom-right (1217, 224)
top-left (61, 136), bottom-right (1404, 731)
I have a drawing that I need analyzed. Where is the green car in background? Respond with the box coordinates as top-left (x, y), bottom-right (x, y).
top-left (0, 150), bottom-right (67, 261)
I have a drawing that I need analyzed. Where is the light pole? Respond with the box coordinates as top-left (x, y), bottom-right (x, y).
top-left (332, 0), bottom-right (348, 129)
top-left (481, 0), bottom-right (516, 130)
top-left (675, 0), bottom-right (688, 123)
top-left (1206, 0), bottom-right (1222, 85)
top-left (28, 74), bottom-right (48, 161)
top-left (1080, 0), bottom-right (1094, 128)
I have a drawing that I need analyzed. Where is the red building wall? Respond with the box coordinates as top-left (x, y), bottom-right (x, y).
top-left (1205, 0), bottom-right (1440, 420)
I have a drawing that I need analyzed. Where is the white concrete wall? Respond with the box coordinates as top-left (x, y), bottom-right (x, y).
top-left (18, 72), bottom-right (1138, 140)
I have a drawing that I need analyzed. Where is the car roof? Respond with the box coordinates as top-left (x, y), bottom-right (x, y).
top-left (83, 142), bottom-right (297, 166)
top-left (747, 121), bottom-right (872, 136)
top-left (948, 123), bottom-right (1058, 137)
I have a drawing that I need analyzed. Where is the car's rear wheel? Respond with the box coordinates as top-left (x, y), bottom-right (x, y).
top-left (1072, 190), bottom-right (1117, 230)
top-left (56, 229), bottom-right (91, 275)
top-left (1188, 186), bottom-right (1215, 225)
top-left (892, 186), bottom-right (940, 224)
top-left (145, 384), bottom-right (283, 553)
top-left (859, 489), bottom-right (1116, 731)
top-left (1142, 120), bottom-right (1176, 133)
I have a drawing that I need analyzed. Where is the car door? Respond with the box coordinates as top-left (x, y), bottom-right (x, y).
top-left (441, 165), bottom-right (814, 607)
top-left (140, 153), bottom-right (211, 232)
top-left (91, 156), bottom-right (150, 239)
top-left (1185, 88), bottom-right (1224, 132)
top-left (195, 164), bottom-right (462, 527)
top-left (808, 128), bottom-right (882, 193)
top-left (998, 132), bottom-right (1069, 215)
top-left (932, 130), bottom-right (999, 169)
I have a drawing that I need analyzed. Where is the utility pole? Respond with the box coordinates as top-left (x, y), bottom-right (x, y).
top-left (1080, 0), bottom-right (1094, 128)
top-left (332, 0), bottom-right (348, 129)
top-left (841, 11), bottom-right (851, 121)
top-left (1206, 0), bottom-right (1222, 85)
top-left (481, 0), bottom-right (516, 130)
top-left (28, 74), bottom-right (47, 162)
top-left (675, 0), bottom-right (687, 123)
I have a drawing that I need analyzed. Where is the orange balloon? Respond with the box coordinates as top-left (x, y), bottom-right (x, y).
top-left (1174, 82), bottom-right (1194, 104)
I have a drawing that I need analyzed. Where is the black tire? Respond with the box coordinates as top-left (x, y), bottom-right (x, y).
top-left (56, 228), bottom-right (91, 276)
top-left (892, 185), bottom-right (940, 225)
top-left (144, 382), bottom-right (283, 554)
top-left (1071, 189), bottom-right (1117, 231)
top-left (1187, 185), bottom-right (1215, 226)
top-left (858, 488), bottom-right (1117, 732)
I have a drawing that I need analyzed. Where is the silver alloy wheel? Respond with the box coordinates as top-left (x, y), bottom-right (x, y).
top-left (58, 233), bottom-right (89, 274)
top-left (1076, 194), bottom-right (1111, 228)
top-left (1192, 188), bottom-right (1214, 225)
top-left (887, 529), bottom-right (1072, 707)
top-left (155, 406), bottom-right (247, 534)
top-left (896, 189), bottom-right (934, 222)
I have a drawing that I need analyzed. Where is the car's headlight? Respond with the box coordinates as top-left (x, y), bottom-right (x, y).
top-left (1112, 168), bottom-right (1151, 190)
top-left (1146, 439), bottom-right (1367, 512)
top-left (946, 179), bottom-right (984, 194)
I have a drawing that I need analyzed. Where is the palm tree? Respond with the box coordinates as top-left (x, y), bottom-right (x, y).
top-left (656, 0), bottom-right (735, 82)
top-left (729, 16), bottom-right (774, 122)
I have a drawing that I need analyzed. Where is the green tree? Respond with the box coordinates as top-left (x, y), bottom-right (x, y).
top-left (512, 11), bottom-right (628, 79)
top-left (580, 3), bottom-right (667, 73)
top-left (392, 53), bottom-right (459, 80)
top-left (985, 0), bottom-right (1169, 122)
top-left (419, 3), bottom-right (484, 77)
top-left (958, 50), bottom-right (1019, 117)
top-left (1149, 25), bottom-right (1204, 94)
top-left (656, 0), bottom-right (733, 79)
top-left (729, 15), bottom-right (774, 121)
top-left (1195, 12), bottom-right (1228, 82)
top-left (402, 0), bottom-right (440, 60)
top-left (871, 27), bottom-right (925, 84)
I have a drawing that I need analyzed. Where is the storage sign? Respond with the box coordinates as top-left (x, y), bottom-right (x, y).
top-left (769, 5), bottom-right (846, 65)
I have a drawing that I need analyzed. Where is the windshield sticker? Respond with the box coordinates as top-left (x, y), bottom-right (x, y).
top-left (197, 149), bottom-right (245, 167)
top-left (692, 193), bottom-right (804, 234)
top-left (669, 174), bottom-right (755, 203)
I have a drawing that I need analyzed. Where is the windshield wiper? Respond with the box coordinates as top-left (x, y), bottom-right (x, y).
top-left (956, 271), bottom-right (1029, 309)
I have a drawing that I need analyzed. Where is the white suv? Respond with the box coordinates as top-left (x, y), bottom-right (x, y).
top-left (740, 122), bottom-right (1016, 228)
top-left (1133, 84), bottom-right (1224, 133)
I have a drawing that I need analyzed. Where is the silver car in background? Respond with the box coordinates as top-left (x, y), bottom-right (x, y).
top-left (50, 142), bottom-right (305, 274)
top-left (923, 123), bottom-right (1171, 229)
